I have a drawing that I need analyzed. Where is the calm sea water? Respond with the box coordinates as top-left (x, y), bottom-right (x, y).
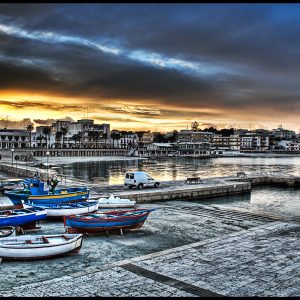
top-left (61, 156), bottom-right (300, 184)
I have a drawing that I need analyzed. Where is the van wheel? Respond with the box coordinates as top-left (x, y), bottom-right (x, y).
top-left (128, 185), bottom-right (133, 189)
top-left (154, 182), bottom-right (160, 188)
top-left (138, 183), bottom-right (144, 189)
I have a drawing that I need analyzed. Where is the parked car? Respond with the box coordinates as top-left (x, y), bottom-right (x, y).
top-left (124, 171), bottom-right (160, 189)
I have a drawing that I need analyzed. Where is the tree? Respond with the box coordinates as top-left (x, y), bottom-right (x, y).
top-left (55, 131), bottom-right (63, 148)
top-left (110, 132), bottom-right (121, 148)
top-left (87, 131), bottom-right (97, 148)
top-left (191, 121), bottom-right (199, 132)
top-left (36, 135), bottom-right (43, 148)
top-left (42, 126), bottom-right (51, 149)
top-left (26, 124), bottom-right (34, 148)
top-left (61, 127), bottom-right (68, 148)
top-left (153, 132), bottom-right (167, 143)
top-left (94, 131), bottom-right (101, 148)
top-left (77, 132), bottom-right (83, 148)
top-left (167, 130), bottom-right (178, 143)
top-left (219, 128), bottom-right (235, 137)
top-left (102, 132), bottom-right (108, 147)
top-left (204, 127), bottom-right (218, 134)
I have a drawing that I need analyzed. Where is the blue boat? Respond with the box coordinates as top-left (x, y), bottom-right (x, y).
top-left (4, 176), bottom-right (90, 207)
top-left (64, 208), bottom-right (155, 234)
top-left (0, 207), bottom-right (47, 227)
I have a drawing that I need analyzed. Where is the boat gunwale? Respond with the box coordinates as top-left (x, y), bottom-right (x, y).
top-left (30, 201), bottom-right (98, 210)
top-left (65, 209), bottom-right (154, 222)
top-left (0, 234), bottom-right (83, 249)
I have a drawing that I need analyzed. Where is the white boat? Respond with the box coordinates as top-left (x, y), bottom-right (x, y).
top-left (97, 194), bottom-right (136, 208)
top-left (0, 227), bottom-right (16, 238)
top-left (0, 234), bottom-right (83, 260)
top-left (24, 201), bottom-right (99, 218)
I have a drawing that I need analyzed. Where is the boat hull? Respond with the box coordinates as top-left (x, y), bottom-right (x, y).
top-left (5, 190), bottom-right (90, 206)
top-left (97, 202), bottom-right (136, 208)
top-left (64, 209), bottom-right (154, 233)
top-left (0, 227), bottom-right (15, 238)
top-left (0, 210), bottom-right (47, 227)
top-left (29, 201), bottom-right (99, 218)
top-left (0, 234), bottom-right (83, 260)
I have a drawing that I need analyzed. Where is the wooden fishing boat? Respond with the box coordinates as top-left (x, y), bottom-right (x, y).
top-left (26, 201), bottom-right (99, 219)
top-left (64, 208), bottom-right (155, 234)
top-left (0, 207), bottom-right (47, 227)
top-left (4, 177), bottom-right (89, 208)
top-left (0, 227), bottom-right (16, 238)
top-left (0, 234), bottom-right (83, 260)
top-left (0, 178), bottom-right (23, 193)
top-left (97, 194), bottom-right (136, 208)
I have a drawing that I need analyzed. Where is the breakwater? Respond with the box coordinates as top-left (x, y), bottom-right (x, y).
top-left (116, 181), bottom-right (251, 203)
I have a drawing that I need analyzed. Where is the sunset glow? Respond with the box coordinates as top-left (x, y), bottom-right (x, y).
top-left (0, 4), bottom-right (299, 132)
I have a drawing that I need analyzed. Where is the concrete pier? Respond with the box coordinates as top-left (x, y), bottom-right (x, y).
top-left (116, 181), bottom-right (251, 203)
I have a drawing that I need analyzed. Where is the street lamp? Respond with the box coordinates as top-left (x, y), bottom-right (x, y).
top-left (46, 151), bottom-right (50, 180)
top-left (11, 148), bottom-right (14, 169)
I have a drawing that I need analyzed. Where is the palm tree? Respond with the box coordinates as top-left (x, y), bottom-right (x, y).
top-left (55, 131), bottom-right (63, 148)
top-left (26, 124), bottom-right (34, 148)
top-left (61, 127), bottom-right (68, 148)
top-left (102, 132), bottom-right (108, 147)
top-left (77, 132), bottom-right (83, 148)
top-left (110, 132), bottom-right (118, 148)
top-left (42, 126), bottom-right (51, 149)
top-left (88, 131), bottom-right (95, 148)
top-left (93, 131), bottom-right (101, 148)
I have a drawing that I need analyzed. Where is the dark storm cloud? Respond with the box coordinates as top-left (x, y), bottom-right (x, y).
top-left (1, 3), bottom-right (300, 120)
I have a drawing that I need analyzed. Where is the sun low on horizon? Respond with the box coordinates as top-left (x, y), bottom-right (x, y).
top-left (0, 3), bottom-right (299, 132)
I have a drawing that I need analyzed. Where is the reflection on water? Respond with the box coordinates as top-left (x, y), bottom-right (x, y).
top-left (61, 156), bottom-right (300, 185)
top-left (175, 186), bottom-right (300, 219)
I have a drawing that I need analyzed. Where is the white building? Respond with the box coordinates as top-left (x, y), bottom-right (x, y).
top-left (212, 134), bottom-right (241, 150)
top-left (0, 129), bottom-right (30, 149)
top-left (241, 134), bottom-right (269, 150)
top-left (177, 142), bottom-right (211, 157)
top-left (177, 130), bottom-right (214, 143)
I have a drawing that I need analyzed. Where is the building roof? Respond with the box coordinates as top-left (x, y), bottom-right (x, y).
top-left (152, 143), bottom-right (174, 147)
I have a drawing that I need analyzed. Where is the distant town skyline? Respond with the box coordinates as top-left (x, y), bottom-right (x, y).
top-left (0, 4), bottom-right (300, 132)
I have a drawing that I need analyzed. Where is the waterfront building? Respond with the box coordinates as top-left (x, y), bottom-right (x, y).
top-left (241, 134), bottom-right (269, 150)
top-left (271, 127), bottom-right (296, 140)
top-left (276, 140), bottom-right (300, 151)
top-left (176, 142), bottom-right (211, 157)
top-left (119, 134), bottom-right (138, 149)
top-left (138, 143), bottom-right (177, 157)
top-left (32, 126), bottom-right (56, 148)
top-left (140, 132), bottom-right (154, 144)
top-left (0, 129), bottom-right (30, 149)
top-left (50, 119), bottom-right (110, 148)
top-left (212, 134), bottom-right (241, 150)
top-left (177, 130), bottom-right (214, 143)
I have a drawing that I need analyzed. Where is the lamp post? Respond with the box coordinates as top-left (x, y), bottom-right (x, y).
top-left (11, 148), bottom-right (14, 170)
top-left (46, 151), bottom-right (50, 180)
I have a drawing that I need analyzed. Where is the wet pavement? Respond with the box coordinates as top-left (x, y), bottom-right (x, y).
top-left (2, 222), bottom-right (299, 297)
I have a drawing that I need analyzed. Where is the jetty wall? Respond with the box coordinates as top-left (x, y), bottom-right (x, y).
top-left (118, 182), bottom-right (251, 203)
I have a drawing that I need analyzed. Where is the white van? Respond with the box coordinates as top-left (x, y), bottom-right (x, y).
top-left (124, 171), bottom-right (160, 189)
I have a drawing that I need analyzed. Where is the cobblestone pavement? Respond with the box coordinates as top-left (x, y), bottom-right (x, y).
top-left (2, 221), bottom-right (299, 297)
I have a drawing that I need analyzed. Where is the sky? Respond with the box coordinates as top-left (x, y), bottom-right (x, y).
top-left (0, 3), bottom-right (300, 132)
